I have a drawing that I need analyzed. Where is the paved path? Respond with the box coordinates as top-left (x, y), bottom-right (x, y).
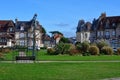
top-left (102, 77), bottom-right (120, 80)
top-left (1, 60), bottom-right (120, 63)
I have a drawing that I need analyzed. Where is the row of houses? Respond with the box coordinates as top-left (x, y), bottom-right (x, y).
top-left (0, 16), bottom-right (56, 48)
top-left (76, 13), bottom-right (120, 49)
top-left (0, 16), bottom-right (65, 48)
top-left (0, 18), bottom-right (45, 48)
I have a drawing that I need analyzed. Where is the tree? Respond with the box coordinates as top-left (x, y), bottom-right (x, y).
top-left (54, 42), bottom-right (71, 55)
top-left (59, 37), bottom-right (70, 43)
top-left (50, 31), bottom-right (63, 36)
top-left (41, 25), bottom-right (46, 34)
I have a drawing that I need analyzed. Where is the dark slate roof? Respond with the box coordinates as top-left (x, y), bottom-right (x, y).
top-left (76, 20), bottom-right (92, 32)
top-left (15, 20), bottom-right (42, 32)
top-left (97, 16), bottom-right (120, 30)
top-left (15, 21), bottom-right (32, 31)
top-left (0, 20), bottom-right (15, 32)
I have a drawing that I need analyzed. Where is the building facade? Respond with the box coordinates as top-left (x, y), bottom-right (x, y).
top-left (76, 13), bottom-right (120, 49)
top-left (15, 18), bottom-right (44, 48)
top-left (0, 16), bottom-right (44, 48)
top-left (76, 20), bottom-right (92, 43)
top-left (0, 20), bottom-right (15, 47)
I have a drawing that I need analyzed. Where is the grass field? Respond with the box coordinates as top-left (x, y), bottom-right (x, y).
top-left (0, 62), bottom-right (120, 80)
top-left (2, 49), bottom-right (120, 61)
top-left (1, 49), bottom-right (120, 80)
top-left (36, 55), bottom-right (120, 61)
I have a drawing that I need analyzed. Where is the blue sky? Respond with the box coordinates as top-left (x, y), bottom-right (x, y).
top-left (0, 0), bottom-right (120, 37)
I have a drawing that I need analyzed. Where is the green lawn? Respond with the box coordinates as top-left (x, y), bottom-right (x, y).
top-left (1, 49), bottom-right (120, 80)
top-left (0, 62), bottom-right (120, 80)
top-left (36, 49), bottom-right (120, 61)
top-left (2, 49), bottom-right (120, 61)
top-left (37, 55), bottom-right (120, 61)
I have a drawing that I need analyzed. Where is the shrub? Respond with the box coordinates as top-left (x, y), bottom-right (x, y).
top-left (90, 43), bottom-right (97, 46)
top-left (0, 47), bottom-right (11, 53)
top-left (101, 46), bottom-right (113, 55)
top-left (81, 41), bottom-right (90, 53)
top-left (69, 44), bottom-right (80, 55)
top-left (3, 48), bottom-right (11, 53)
top-left (76, 43), bottom-right (82, 52)
top-left (69, 49), bottom-right (80, 55)
top-left (47, 48), bottom-right (56, 55)
top-left (96, 40), bottom-right (108, 52)
top-left (54, 43), bottom-right (71, 55)
top-left (117, 48), bottom-right (120, 55)
top-left (89, 46), bottom-right (99, 55)
top-left (76, 41), bottom-right (90, 54)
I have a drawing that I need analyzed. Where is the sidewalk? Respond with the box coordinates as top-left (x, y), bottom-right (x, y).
top-left (1, 60), bottom-right (120, 63)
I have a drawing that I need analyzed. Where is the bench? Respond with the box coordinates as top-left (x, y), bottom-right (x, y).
top-left (16, 56), bottom-right (35, 60)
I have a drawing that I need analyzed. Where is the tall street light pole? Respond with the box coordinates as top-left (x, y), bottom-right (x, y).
top-left (32, 14), bottom-right (37, 57)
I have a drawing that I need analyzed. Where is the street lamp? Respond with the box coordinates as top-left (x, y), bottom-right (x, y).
top-left (32, 14), bottom-right (37, 57)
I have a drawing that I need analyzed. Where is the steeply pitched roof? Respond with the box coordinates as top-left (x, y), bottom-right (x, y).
top-left (15, 21), bottom-right (32, 31)
top-left (15, 20), bottom-right (42, 32)
top-left (0, 20), bottom-right (14, 32)
top-left (97, 16), bottom-right (120, 30)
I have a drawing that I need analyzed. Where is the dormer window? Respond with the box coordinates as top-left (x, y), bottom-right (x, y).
top-left (20, 26), bottom-right (24, 31)
top-left (112, 23), bottom-right (116, 28)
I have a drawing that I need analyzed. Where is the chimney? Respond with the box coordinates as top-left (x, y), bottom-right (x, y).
top-left (15, 18), bottom-right (18, 23)
top-left (100, 12), bottom-right (106, 19)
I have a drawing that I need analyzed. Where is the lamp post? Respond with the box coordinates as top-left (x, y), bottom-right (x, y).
top-left (32, 14), bottom-right (37, 57)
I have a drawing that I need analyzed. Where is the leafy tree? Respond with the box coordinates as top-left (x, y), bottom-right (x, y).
top-left (50, 31), bottom-right (63, 36)
top-left (60, 37), bottom-right (70, 43)
top-left (54, 42), bottom-right (71, 55)
top-left (41, 26), bottom-right (46, 34)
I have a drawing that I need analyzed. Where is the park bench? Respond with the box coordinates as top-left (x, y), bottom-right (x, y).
top-left (16, 56), bottom-right (35, 60)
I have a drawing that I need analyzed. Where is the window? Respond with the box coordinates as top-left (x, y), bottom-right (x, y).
top-left (101, 31), bottom-right (103, 36)
top-left (112, 30), bottom-right (115, 36)
top-left (105, 31), bottom-right (110, 39)
top-left (20, 40), bottom-right (24, 46)
top-left (112, 23), bottom-right (116, 27)
top-left (20, 33), bottom-right (24, 38)
top-left (97, 31), bottom-right (100, 36)
top-left (0, 38), bottom-right (7, 45)
top-left (20, 26), bottom-right (24, 31)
